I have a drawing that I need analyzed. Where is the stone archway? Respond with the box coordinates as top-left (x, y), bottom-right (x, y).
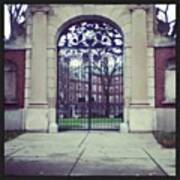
top-left (24, 5), bottom-right (155, 132)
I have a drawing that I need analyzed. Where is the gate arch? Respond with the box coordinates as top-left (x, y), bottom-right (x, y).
top-left (56, 15), bottom-right (124, 130)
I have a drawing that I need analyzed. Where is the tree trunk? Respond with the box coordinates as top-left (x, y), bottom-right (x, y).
top-left (105, 90), bottom-right (110, 117)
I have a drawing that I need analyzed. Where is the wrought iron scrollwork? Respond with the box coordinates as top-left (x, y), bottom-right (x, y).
top-left (57, 20), bottom-right (124, 78)
top-left (58, 21), bottom-right (123, 51)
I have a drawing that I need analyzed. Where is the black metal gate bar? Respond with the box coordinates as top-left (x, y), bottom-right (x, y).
top-left (88, 52), bottom-right (92, 130)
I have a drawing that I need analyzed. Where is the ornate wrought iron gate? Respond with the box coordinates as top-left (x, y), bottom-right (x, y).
top-left (57, 17), bottom-right (124, 130)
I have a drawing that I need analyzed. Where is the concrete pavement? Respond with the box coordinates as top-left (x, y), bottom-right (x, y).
top-left (4, 132), bottom-right (176, 176)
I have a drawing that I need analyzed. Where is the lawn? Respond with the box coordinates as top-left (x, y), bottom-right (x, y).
top-left (58, 118), bottom-right (122, 129)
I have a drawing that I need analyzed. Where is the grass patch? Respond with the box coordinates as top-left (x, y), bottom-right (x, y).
top-left (4, 131), bottom-right (25, 142)
top-left (153, 131), bottom-right (176, 148)
top-left (58, 118), bottom-right (122, 129)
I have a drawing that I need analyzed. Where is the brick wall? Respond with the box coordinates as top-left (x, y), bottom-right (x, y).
top-left (5, 50), bottom-right (25, 108)
top-left (155, 47), bottom-right (176, 108)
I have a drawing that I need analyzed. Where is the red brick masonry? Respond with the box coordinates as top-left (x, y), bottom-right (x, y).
top-left (155, 47), bottom-right (176, 108)
top-left (5, 50), bottom-right (25, 108)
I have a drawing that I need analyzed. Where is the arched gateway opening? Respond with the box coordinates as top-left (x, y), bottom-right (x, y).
top-left (56, 16), bottom-right (124, 131)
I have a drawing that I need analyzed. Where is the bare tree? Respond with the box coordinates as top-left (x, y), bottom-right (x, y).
top-left (92, 49), bottom-right (122, 117)
top-left (155, 5), bottom-right (176, 37)
top-left (58, 59), bottom-right (70, 117)
top-left (7, 4), bottom-right (27, 40)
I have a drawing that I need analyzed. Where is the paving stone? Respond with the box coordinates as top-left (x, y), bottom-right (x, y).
top-left (71, 157), bottom-right (165, 176)
top-left (145, 148), bottom-right (176, 176)
top-left (4, 132), bottom-right (176, 176)
top-left (5, 157), bottom-right (76, 176)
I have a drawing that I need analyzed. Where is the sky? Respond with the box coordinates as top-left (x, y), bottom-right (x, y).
top-left (4, 4), bottom-right (176, 39)
top-left (4, 5), bottom-right (10, 39)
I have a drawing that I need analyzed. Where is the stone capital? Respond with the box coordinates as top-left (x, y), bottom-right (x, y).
top-left (128, 4), bottom-right (151, 12)
top-left (30, 5), bottom-right (50, 14)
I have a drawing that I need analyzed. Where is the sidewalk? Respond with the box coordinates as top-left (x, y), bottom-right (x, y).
top-left (4, 132), bottom-right (176, 176)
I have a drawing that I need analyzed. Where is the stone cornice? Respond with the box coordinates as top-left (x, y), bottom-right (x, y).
top-left (154, 35), bottom-right (176, 47)
top-left (30, 5), bottom-right (51, 14)
top-left (128, 4), bottom-right (152, 12)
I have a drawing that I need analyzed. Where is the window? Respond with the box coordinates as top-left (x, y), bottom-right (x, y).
top-left (164, 58), bottom-right (176, 102)
top-left (60, 92), bottom-right (64, 99)
top-left (4, 61), bottom-right (17, 104)
top-left (85, 84), bottom-right (88, 90)
top-left (115, 95), bottom-right (119, 103)
top-left (78, 97), bottom-right (85, 102)
top-left (78, 84), bottom-right (81, 91)
top-left (93, 84), bottom-right (96, 92)
top-left (99, 86), bottom-right (102, 92)
top-left (93, 76), bottom-right (97, 82)
top-left (85, 95), bottom-right (88, 102)
top-left (70, 83), bottom-right (74, 90)
top-left (115, 85), bottom-right (119, 92)
top-left (110, 96), bottom-right (113, 103)
top-left (116, 76), bottom-right (119, 81)
top-left (90, 96), bottom-right (94, 102)
top-left (99, 95), bottom-right (102, 102)
top-left (93, 95), bottom-right (97, 101)
top-left (111, 86), bottom-right (114, 93)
